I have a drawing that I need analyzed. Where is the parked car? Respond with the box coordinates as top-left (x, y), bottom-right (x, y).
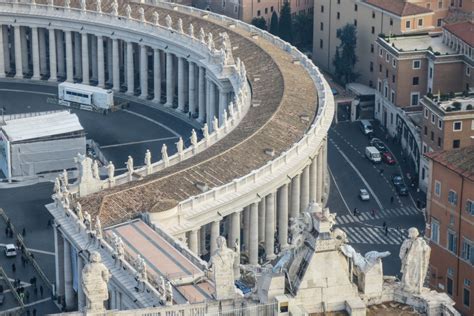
top-left (365, 146), bottom-right (381, 163)
top-left (4, 244), bottom-right (17, 257)
top-left (370, 138), bottom-right (387, 153)
top-left (359, 189), bottom-right (370, 201)
top-left (392, 174), bottom-right (403, 186)
top-left (382, 152), bottom-right (396, 165)
top-left (395, 183), bottom-right (409, 196)
top-left (360, 120), bottom-right (373, 135)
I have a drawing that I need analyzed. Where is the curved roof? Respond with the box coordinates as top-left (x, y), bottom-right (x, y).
top-left (31, 0), bottom-right (319, 226)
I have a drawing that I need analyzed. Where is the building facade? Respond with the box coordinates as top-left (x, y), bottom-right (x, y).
top-left (425, 146), bottom-right (474, 316)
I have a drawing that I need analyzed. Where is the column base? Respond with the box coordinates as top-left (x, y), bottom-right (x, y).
top-left (82, 80), bottom-right (90, 86)
top-left (14, 74), bottom-right (24, 79)
top-left (48, 76), bottom-right (57, 82)
top-left (164, 102), bottom-right (173, 108)
top-left (31, 76), bottom-right (41, 80)
top-left (139, 94), bottom-right (148, 100)
top-left (126, 90), bottom-right (134, 95)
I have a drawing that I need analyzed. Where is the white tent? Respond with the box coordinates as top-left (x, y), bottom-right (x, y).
top-left (0, 111), bottom-right (86, 179)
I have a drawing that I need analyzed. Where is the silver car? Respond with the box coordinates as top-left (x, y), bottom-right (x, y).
top-left (359, 189), bottom-right (370, 201)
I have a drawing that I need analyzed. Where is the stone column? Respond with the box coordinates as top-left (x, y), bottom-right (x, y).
top-left (14, 26), bottom-right (23, 79)
top-left (290, 174), bottom-right (301, 219)
top-left (207, 80), bottom-right (216, 130)
top-left (229, 210), bottom-right (241, 249)
top-left (65, 31), bottom-right (73, 82)
top-left (20, 27), bottom-right (28, 75)
top-left (2, 26), bottom-right (10, 74)
top-left (81, 32), bottom-right (89, 84)
top-left (112, 38), bottom-right (119, 91)
top-left (31, 27), bottom-right (40, 80)
top-left (199, 225), bottom-right (207, 256)
top-left (0, 26), bottom-right (4, 78)
top-left (126, 42), bottom-right (134, 94)
top-left (258, 198), bottom-right (266, 243)
top-left (278, 184), bottom-right (289, 249)
top-left (57, 31), bottom-right (65, 78)
top-left (90, 36), bottom-right (98, 82)
top-left (322, 139), bottom-right (328, 201)
top-left (198, 67), bottom-right (205, 122)
top-left (177, 57), bottom-right (185, 111)
top-left (53, 226), bottom-right (65, 299)
top-left (98, 36), bottom-right (105, 87)
top-left (265, 193), bottom-right (276, 260)
top-left (210, 220), bottom-right (220, 255)
top-left (165, 52), bottom-right (173, 107)
top-left (243, 206), bottom-right (249, 252)
top-left (74, 32), bottom-right (82, 79)
top-left (140, 44), bottom-right (148, 99)
top-left (309, 158), bottom-right (317, 203)
top-left (63, 239), bottom-right (74, 310)
top-left (153, 49), bottom-right (161, 102)
top-left (188, 62), bottom-right (196, 115)
top-left (188, 229), bottom-right (199, 254)
top-left (39, 28), bottom-right (47, 76)
top-left (106, 39), bottom-right (113, 84)
top-left (300, 165), bottom-right (310, 212)
top-left (317, 151), bottom-right (323, 202)
top-left (248, 202), bottom-right (259, 265)
top-left (218, 90), bottom-right (227, 125)
top-left (48, 29), bottom-right (57, 81)
top-left (77, 256), bottom-right (85, 310)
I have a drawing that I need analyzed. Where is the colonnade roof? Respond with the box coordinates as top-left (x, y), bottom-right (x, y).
top-left (48, 0), bottom-right (322, 226)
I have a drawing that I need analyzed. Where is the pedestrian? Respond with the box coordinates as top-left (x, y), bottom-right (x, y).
top-left (353, 208), bottom-right (358, 216)
top-left (22, 255), bottom-right (26, 267)
top-left (33, 286), bottom-right (38, 296)
top-left (371, 209), bottom-right (375, 217)
top-left (188, 111), bottom-right (191, 119)
top-left (22, 227), bottom-right (26, 237)
top-left (416, 198), bottom-right (421, 209)
top-left (39, 285), bottom-right (44, 297)
top-left (11, 263), bottom-right (16, 273)
top-left (4, 226), bottom-right (8, 237)
top-left (382, 221), bottom-right (386, 228)
top-left (47, 219), bottom-right (52, 227)
top-left (25, 290), bottom-right (30, 303)
top-left (384, 226), bottom-right (389, 236)
top-left (33, 309), bottom-right (37, 316)
top-left (31, 276), bottom-right (37, 286)
top-left (8, 229), bottom-right (13, 238)
top-left (390, 196), bottom-right (394, 204)
top-left (379, 168), bottom-right (384, 175)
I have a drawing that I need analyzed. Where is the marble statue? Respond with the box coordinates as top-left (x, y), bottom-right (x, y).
top-left (82, 251), bottom-right (110, 312)
top-left (190, 129), bottom-right (198, 147)
top-left (235, 57), bottom-right (241, 73)
top-left (107, 161), bottom-right (115, 183)
top-left (138, 7), bottom-right (145, 22)
top-left (199, 28), bottom-right (206, 43)
top-left (340, 245), bottom-right (390, 273)
top-left (111, 0), bottom-right (118, 16)
top-left (229, 102), bottom-right (235, 118)
top-left (176, 137), bottom-right (184, 156)
top-left (31, 0), bottom-right (36, 6)
top-left (63, 196), bottom-right (70, 211)
top-left (399, 227), bottom-right (431, 294)
top-left (125, 4), bottom-right (131, 19)
top-left (84, 211), bottom-right (92, 231)
top-left (135, 255), bottom-right (147, 281)
top-left (152, 11), bottom-right (159, 25)
top-left (96, 0), bottom-right (101, 13)
top-left (114, 237), bottom-right (125, 260)
top-left (188, 23), bottom-right (194, 38)
top-left (209, 236), bottom-right (237, 299)
top-left (76, 202), bottom-right (84, 221)
top-left (80, 0), bottom-right (86, 11)
top-left (92, 160), bottom-right (100, 179)
top-left (202, 123), bottom-right (209, 139)
top-left (64, 0), bottom-right (70, 9)
top-left (177, 18), bottom-right (184, 33)
top-left (165, 15), bottom-right (172, 29)
top-left (95, 216), bottom-right (103, 239)
top-left (223, 109), bottom-right (228, 125)
top-left (161, 144), bottom-right (169, 166)
top-left (54, 177), bottom-right (61, 195)
top-left (159, 276), bottom-right (166, 299)
top-left (240, 61), bottom-right (247, 79)
top-left (126, 156), bottom-right (134, 180)
top-left (55, 189), bottom-right (63, 207)
top-left (207, 33), bottom-right (215, 50)
top-left (144, 149), bottom-right (152, 174)
top-left (212, 116), bottom-right (219, 132)
top-left (62, 169), bottom-right (69, 187)
top-left (48, 0), bottom-right (54, 6)
top-left (166, 281), bottom-right (173, 304)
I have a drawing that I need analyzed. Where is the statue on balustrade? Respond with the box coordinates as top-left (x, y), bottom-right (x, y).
top-left (82, 251), bottom-right (110, 312)
top-left (209, 236), bottom-right (237, 299)
top-left (399, 227), bottom-right (431, 294)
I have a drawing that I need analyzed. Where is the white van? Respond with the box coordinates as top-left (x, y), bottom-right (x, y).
top-left (4, 244), bottom-right (17, 257)
top-left (360, 120), bottom-right (373, 135)
top-left (365, 146), bottom-right (381, 163)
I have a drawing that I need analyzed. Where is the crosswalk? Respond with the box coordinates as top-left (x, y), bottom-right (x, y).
top-left (336, 206), bottom-right (422, 225)
top-left (339, 226), bottom-right (407, 246)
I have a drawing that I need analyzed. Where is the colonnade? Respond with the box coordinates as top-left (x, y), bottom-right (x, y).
top-left (0, 24), bottom-right (233, 130)
top-left (185, 141), bottom-right (328, 264)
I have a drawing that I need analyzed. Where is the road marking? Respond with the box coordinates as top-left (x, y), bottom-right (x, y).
top-left (0, 243), bottom-right (54, 256)
top-left (0, 88), bottom-right (56, 96)
top-left (328, 166), bottom-right (351, 214)
top-left (123, 109), bottom-right (181, 137)
top-left (100, 136), bottom-right (179, 149)
top-left (329, 139), bottom-right (383, 211)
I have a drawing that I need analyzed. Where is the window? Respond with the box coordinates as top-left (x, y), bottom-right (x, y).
top-left (234, 5), bottom-right (238, 12)
top-left (431, 113), bottom-right (435, 124)
top-left (390, 113), bottom-right (394, 124)
top-left (423, 143), bottom-right (427, 154)
top-left (418, 18), bottom-right (423, 27)
top-left (257, 10), bottom-right (261, 16)
top-left (447, 276), bottom-right (454, 296)
top-left (392, 59), bottom-right (396, 68)
top-left (385, 69), bottom-right (389, 78)
top-left (265, 7), bottom-right (268, 14)
top-left (378, 80), bottom-right (382, 92)
top-left (431, 131), bottom-right (434, 141)
top-left (321, 5), bottom-right (324, 12)
top-left (413, 60), bottom-right (421, 69)
top-left (354, 19), bottom-right (357, 26)
top-left (447, 230), bottom-right (457, 253)
top-left (429, 67), bottom-right (433, 79)
top-left (337, 0), bottom-right (340, 4)
top-left (222, 0), bottom-right (225, 7)
top-left (453, 139), bottom-right (460, 148)
top-left (319, 39), bottom-right (323, 49)
top-left (370, 44), bottom-right (374, 53)
top-left (370, 62), bottom-right (373, 72)
top-left (372, 11), bottom-right (375, 18)
top-left (466, 200), bottom-right (474, 215)
top-left (438, 119), bottom-right (443, 129)
top-left (424, 126), bottom-right (428, 135)
top-left (461, 238), bottom-right (474, 264)
top-left (426, 2), bottom-right (431, 9)
top-left (434, 180), bottom-right (441, 197)
top-left (386, 53), bottom-right (390, 62)
top-left (390, 18), bottom-right (393, 26)
top-left (392, 74), bottom-right (395, 83)
top-left (371, 26), bottom-right (375, 34)
top-left (320, 22), bottom-right (324, 31)
top-left (271, 6), bottom-right (274, 12)
top-left (391, 90), bottom-right (395, 103)
top-left (438, 137), bottom-right (441, 147)
top-left (448, 190), bottom-right (458, 205)
top-left (411, 92), bottom-right (419, 106)
top-left (453, 121), bottom-right (462, 131)
top-left (354, 4), bottom-right (358, 11)
top-left (379, 64), bottom-right (382, 72)
top-left (467, 67), bottom-right (471, 76)
top-left (424, 108), bottom-right (429, 118)
top-left (413, 77), bottom-right (419, 85)
top-left (337, 12), bottom-right (340, 19)
top-left (406, 20), bottom-right (411, 29)
top-left (464, 288), bottom-right (470, 307)
top-left (431, 219), bottom-right (440, 243)
top-left (438, 1), bottom-right (443, 9)
top-left (384, 86), bottom-right (388, 98)
top-left (437, 18), bottom-right (442, 27)
top-left (379, 48), bottom-right (383, 57)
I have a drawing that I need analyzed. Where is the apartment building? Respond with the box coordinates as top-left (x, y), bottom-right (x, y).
top-left (193, 0), bottom-right (314, 24)
top-left (312, 0), bottom-right (472, 87)
top-left (425, 146), bottom-right (474, 316)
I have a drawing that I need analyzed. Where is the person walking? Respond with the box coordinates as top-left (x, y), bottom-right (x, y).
top-left (384, 225), bottom-right (389, 236)
top-left (382, 221), bottom-right (387, 229)
top-left (371, 209), bottom-right (376, 217)
top-left (390, 196), bottom-right (394, 204)
top-left (39, 285), bottom-right (44, 297)
top-left (22, 227), bottom-right (26, 237)
top-left (11, 263), bottom-right (16, 273)
top-left (379, 168), bottom-right (384, 175)
top-left (25, 290), bottom-right (30, 303)
top-left (353, 208), bottom-right (358, 216)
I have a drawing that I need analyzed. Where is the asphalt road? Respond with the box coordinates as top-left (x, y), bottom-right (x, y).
top-left (327, 121), bottom-right (425, 277)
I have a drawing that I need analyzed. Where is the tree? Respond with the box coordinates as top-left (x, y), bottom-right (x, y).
top-left (269, 11), bottom-right (279, 35)
top-left (333, 24), bottom-right (359, 85)
top-left (278, 1), bottom-right (292, 42)
top-left (292, 13), bottom-right (313, 49)
top-left (251, 17), bottom-right (267, 30)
